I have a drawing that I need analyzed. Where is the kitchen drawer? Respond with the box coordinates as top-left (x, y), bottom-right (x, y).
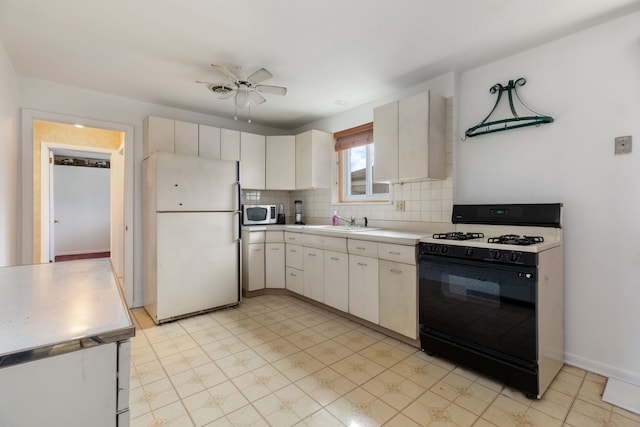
top-left (301, 234), bottom-right (347, 253)
top-left (286, 267), bottom-right (303, 294)
top-left (377, 243), bottom-right (416, 265)
top-left (348, 239), bottom-right (378, 258)
top-left (285, 244), bottom-right (303, 270)
top-left (246, 230), bottom-right (265, 243)
top-left (265, 230), bottom-right (284, 243)
top-left (284, 231), bottom-right (302, 244)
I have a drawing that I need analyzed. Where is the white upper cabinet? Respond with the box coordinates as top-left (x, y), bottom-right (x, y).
top-left (295, 130), bottom-right (333, 190)
top-left (240, 132), bottom-right (266, 189)
top-left (374, 90), bottom-right (446, 182)
top-left (144, 116), bottom-right (174, 158)
top-left (265, 135), bottom-right (296, 190)
top-left (143, 117), bottom-right (198, 158)
top-left (174, 120), bottom-right (198, 156)
top-left (198, 124), bottom-right (221, 159)
top-left (221, 129), bottom-right (241, 161)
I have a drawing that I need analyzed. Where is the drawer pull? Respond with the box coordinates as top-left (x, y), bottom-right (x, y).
top-left (308, 253), bottom-right (317, 257)
top-left (289, 272), bottom-right (297, 277)
top-left (271, 247), bottom-right (280, 251)
top-left (254, 248), bottom-right (262, 252)
top-left (330, 257), bottom-right (339, 261)
top-left (356, 246), bottom-right (366, 250)
top-left (287, 237), bottom-right (296, 240)
top-left (290, 249), bottom-right (297, 253)
top-left (357, 262), bottom-right (368, 267)
top-left (390, 269), bottom-right (403, 274)
top-left (389, 251), bottom-right (401, 255)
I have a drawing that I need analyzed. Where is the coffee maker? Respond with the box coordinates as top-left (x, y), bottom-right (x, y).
top-left (277, 203), bottom-right (286, 224)
top-left (294, 200), bottom-right (304, 225)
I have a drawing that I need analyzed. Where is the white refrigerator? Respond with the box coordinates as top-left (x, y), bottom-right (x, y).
top-left (143, 152), bottom-right (241, 324)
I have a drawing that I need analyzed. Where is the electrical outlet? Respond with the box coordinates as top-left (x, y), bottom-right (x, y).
top-left (615, 136), bottom-right (632, 155)
top-left (395, 200), bottom-right (405, 212)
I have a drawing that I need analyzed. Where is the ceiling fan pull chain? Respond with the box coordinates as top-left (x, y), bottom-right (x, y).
top-left (248, 104), bottom-right (252, 123)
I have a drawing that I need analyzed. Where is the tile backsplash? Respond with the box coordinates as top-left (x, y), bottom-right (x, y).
top-left (242, 97), bottom-right (454, 229)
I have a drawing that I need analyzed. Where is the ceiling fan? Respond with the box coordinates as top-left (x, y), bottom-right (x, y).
top-left (197, 64), bottom-right (287, 121)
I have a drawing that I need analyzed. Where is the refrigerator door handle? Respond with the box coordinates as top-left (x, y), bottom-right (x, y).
top-left (234, 211), bottom-right (242, 242)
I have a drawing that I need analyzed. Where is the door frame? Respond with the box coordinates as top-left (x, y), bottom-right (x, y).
top-left (41, 142), bottom-right (115, 262)
top-left (20, 109), bottom-right (135, 307)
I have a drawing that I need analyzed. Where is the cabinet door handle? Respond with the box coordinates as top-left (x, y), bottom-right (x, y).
top-left (287, 237), bottom-right (296, 241)
top-left (271, 247), bottom-right (280, 251)
top-left (290, 249), bottom-right (297, 253)
top-left (330, 257), bottom-right (339, 261)
top-left (390, 269), bottom-right (403, 274)
top-left (389, 251), bottom-right (401, 255)
top-left (254, 248), bottom-right (262, 252)
top-left (356, 246), bottom-right (366, 250)
top-left (357, 262), bottom-right (368, 267)
top-left (289, 272), bottom-right (297, 277)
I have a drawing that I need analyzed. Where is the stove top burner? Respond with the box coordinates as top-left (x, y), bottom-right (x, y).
top-left (432, 232), bottom-right (485, 241)
top-left (487, 234), bottom-right (544, 246)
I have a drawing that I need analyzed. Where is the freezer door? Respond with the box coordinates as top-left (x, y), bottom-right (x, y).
top-left (151, 152), bottom-right (239, 212)
top-left (156, 212), bottom-right (240, 321)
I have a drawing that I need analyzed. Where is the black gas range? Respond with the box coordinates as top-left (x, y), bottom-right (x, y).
top-left (418, 203), bottom-right (564, 399)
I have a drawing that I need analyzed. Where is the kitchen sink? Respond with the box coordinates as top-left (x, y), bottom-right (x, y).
top-left (304, 225), bottom-right (381, 232)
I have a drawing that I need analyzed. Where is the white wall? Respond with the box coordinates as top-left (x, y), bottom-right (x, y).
top-left (456, 12), bottom-right (640, 384)
top-left (53, 165), bottom-right (110, 256)
top-left (19, 77), bottom-right (286, 306)
top-left (0, 41), bottom-right (19, 267)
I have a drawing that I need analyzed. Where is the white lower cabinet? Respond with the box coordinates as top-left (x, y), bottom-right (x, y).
top-left (349, 254), bottom-right (379, 324)
top-left (303, 247), bottom-right (324, 302)
top-left (324, 250), bottom-right (349, 312)
top-left (265, 243), bottom-right (285, 288)
top-left (244, 243), bottom-right (265, 291)
top-left (379, 259), bottom-right (417, 339)
top-left (285, 243), bottom-right (303, 294)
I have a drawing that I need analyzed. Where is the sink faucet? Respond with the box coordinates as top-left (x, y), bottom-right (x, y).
top-left (335, 213), bottom-right (356, 227)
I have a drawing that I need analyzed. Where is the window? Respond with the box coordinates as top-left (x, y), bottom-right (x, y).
top-left (335, 123), bottom-right (389, 202)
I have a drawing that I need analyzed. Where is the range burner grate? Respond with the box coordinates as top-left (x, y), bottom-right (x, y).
top-left (487, 234), bottom-right (544, 246)
top-left (432, 232), bottom-right (485, 241)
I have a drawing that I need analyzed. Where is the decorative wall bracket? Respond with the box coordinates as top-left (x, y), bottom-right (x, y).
top-left (463, 77), bottom-right (553, 140)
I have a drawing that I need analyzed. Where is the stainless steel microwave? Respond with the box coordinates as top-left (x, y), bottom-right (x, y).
top-left (242, 204), bottom-right (277, 225)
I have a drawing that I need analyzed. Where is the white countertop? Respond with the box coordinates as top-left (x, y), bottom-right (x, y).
top-left (0, 258), bottom-right (135, 367)
top-left (242, 224), bottom-right (435, 245)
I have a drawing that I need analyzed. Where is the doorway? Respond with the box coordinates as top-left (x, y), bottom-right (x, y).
top-left (21, 110), bottom-right (134, 307)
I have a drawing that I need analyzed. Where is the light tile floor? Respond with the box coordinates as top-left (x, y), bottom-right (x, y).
top-left (129, 295), bottom-right (640, 427)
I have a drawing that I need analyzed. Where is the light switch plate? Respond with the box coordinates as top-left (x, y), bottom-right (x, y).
top-left (615, 136), bottom-right (632, 155)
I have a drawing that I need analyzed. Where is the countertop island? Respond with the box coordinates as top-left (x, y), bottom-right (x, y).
top-left (0, 258), bottom-right (135, 427)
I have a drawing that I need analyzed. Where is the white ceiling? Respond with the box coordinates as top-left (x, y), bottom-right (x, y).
top-left (1, 0), bottom-right (639, 130)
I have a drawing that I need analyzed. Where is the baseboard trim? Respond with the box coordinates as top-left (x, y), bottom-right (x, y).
top-left (565, 351), bottom-right (640, 386)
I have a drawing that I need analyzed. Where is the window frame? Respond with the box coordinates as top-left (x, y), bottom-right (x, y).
top-left (335, 124), bottom-right (389, 203)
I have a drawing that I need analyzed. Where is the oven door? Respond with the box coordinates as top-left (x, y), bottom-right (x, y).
top-left (419, 255), bottom-right (537, 362)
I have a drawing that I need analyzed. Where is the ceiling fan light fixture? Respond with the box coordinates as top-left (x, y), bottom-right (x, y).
top-left (235, 87), bottom-right (251, 109)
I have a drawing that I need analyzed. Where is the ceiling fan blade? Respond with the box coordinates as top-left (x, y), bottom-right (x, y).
top-left (247, 68), bottom-right (273, 85)
top-left (195, 80), bottom-right (216, 85)
top-left (256, 84), bottom-right (287, 96)
top-left (248, 91), bottom-right (267, 105)
top-left (211, 64), bottom-right (239, 83)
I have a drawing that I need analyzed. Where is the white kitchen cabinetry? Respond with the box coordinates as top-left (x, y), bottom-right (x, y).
top-left (144, 116), bottom-right (199, 158)
top-left (144, 116), bottom-right (175, 158)
top-left (295, 129), bottom-right (333, 189)
top-left (240, 132), bottom-right (266, 189)
top-left (379, 259), bottom-right (417, 339)
top-left (174, 120), bottom-right (199, 156)
top-left (324, 250), bottom-right (349, 312)
top-left (221, 128), bottom-right (241, 161)
top-left (198, 124), bottom-right (221, 159)
top-left (266, 135), bottom-right (296, 190)
top-left (349, 254), bottom-right (379, 324)
top-left (374, 90), bottom-right (446, 182)
top-left (242, 231), bottom-right (265, 292)
top-left (265, 230), bottom-right (285, 289)
top-left (303, 247), bottom-right (324, 302)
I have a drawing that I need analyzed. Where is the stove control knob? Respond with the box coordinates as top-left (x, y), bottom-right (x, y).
top-left (429, 244), bottom-right (438, 253)
top-left (465, 247), bottom-right (474, 257)
top-left (490, 250), bottom-right (502, 260)
top-left (440, 246), bottom-right (450, 254)
top-left (509, 252), bottom-right (520, 262)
